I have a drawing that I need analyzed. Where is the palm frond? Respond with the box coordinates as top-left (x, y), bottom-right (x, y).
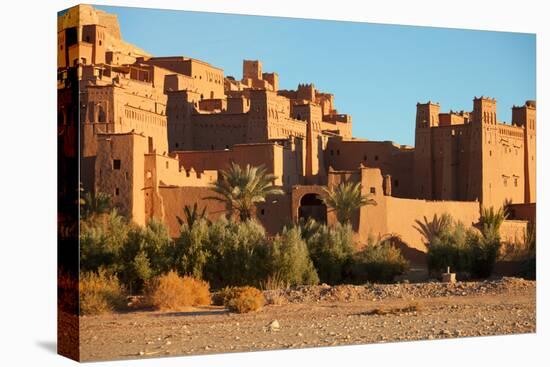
top-left (322, 182), bottom-right (376, 224)
top-left (414, 213), bottom-right (453, 244)
top-left (206, 162), bottom-right (284, 221)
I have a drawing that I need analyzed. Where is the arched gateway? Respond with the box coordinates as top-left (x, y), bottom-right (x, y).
top-left (298, 193), bottom-right (327, 223)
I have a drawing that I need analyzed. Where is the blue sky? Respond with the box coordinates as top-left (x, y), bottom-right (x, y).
top-left (96, 5), bottom-right (535, 146)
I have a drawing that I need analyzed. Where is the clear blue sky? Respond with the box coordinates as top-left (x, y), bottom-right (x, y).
top-left (96, 5), bottom-right (536, 146)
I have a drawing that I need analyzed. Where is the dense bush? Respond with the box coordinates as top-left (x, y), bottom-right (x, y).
top-left (80, 212), bottom-right (174, 293)
top-left (220, 286), bottom-right (265, 313)
top-left (426, 221), bottom-right (473, 275)
top-left (302, 222), bottom-right (355, 284)
top-left (174, 217), bottom-right (270, 288)
top-left (79, 269), bottom-right (127, 315)
top-left (119, 219), bottom-right (173, 293)
top-left (419, 208), bottom-right (507, 278)
top-left (80, 210), bottom-right (129, 274)
top-left (268, 227), bottom-right (319, 286)
top-left (79, 201), bottom-right (421, 308)
top-left (350, 236), bottom-right (409, 283)
top-left (466, 226), bottom-right (501, 278)
top-left (173, 218), bottom-right (211, 279)
top-left (145, 271), bottom-right (211, 311)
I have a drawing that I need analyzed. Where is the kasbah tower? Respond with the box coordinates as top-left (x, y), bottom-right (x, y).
top-left (58, 5), bottom-right (536, 263)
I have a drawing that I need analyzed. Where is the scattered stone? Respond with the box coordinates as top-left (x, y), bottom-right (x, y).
top-left (269, 320), bottom-right (280, 332)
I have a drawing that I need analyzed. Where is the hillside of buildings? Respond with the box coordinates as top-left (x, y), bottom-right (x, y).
top-left (56, 5), bottom-right (537, 362)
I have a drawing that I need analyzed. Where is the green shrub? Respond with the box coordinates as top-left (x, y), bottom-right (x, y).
top-left (221, 286), bottom-right (265, 313)
top-left (468, 231), bottom-right (501, 279)
top-left (205, 218), bottom-right (270, 288)
top-left (268, 226), bottom-right (319, 286)
top-left (175, 217), bottom-right (270, 288)
top-left (351, 236), bottom-right (409, 283)
top-left (426, 222), bottom-right (474, 275)
top-left (173, 218), bottom-right (211, 279)
top-left (303, 222), bottom-right (355, 284)
top-left (80, 210), bottom-right (129, 274)
top-left (422, 208), bottom-right (507, 278)
top-left (145, 271), bottom-right (211, 311)
top-left (118, 219), bottom-right (173, 293)
top-left (80, 269), bottom-right (127, 315)
top-left (80, 213), bottom-right (174, 294)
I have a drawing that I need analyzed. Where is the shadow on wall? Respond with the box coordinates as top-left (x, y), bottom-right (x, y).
top-left (392, 238), bottom-right (427, 266)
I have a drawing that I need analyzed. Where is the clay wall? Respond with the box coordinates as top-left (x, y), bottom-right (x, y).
top-left (198, 98), bottom-right (227, 112)
top-left (94, 133), bottom-right (147, 225)
top-left (325, 139), bottom-right (415, 198)
top-left (384, 197), bottom-right (480, 253)
top-left (166, 90), bottom-right (200, 151)
top-left (227, 96), bottom-right (250, 114)
top-left (190, 113), bottom-right (249, 150)
top-left (173, 143), bottom-right (286, 186)
top-left (512, 102), bottom-right (536, 203)
top-left (481, 122), bottom-right (525, 208)
top-left (158, 188), bottom-right (291, 238)
top-left (144, 153), bottom-right (217, 189)
top-left (499, 220), bottom-right (528, 244)
top-left (439, 112), bottom-right (468, 126)
top-left (164, 73), bottom-right (195, 92)
top-left (142, 57), bottom-right (224, 99)
top-left (507, 202), bottom-right (536, 224)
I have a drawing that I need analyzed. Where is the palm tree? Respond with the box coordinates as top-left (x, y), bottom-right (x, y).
top-left (80, 191), bottom-right (112, 219)
top-left (176, 203), bottom-right (208, 228)
top-left (323, 182), bottom-right (377, 224)
top-left (207, 162), bottom-right (284, 221)
top-left (414, 213), bottom-right (453, 245)
top-left (479, 206), bottom-right (508, 239)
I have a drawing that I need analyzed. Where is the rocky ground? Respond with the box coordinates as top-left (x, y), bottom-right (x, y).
top-left (79, 277), bottom-right (536, 362)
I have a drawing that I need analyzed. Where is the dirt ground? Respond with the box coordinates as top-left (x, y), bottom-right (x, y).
top-left (79, 278), bottom-right (536, 362)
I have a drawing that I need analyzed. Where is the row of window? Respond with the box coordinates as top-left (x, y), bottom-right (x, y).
top-left (124, 108), bottom-right (167, 127)
top-left (328, 149), bottom-right (380, 162)
top-left (502, 176), bottom-right (519, 188)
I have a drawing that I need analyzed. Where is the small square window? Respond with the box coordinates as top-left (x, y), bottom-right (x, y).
top-left (374, 155), bottom-right (379, 161)
top-left (260, 209), bottom-right (265, 215)
top-left (166, 161), bottom-right (169, 169)
top-left (370, 187), bottom-right (376, 194)
top-left (113, 159), bottom-right (121, 170)
top-left (115, 188), bottom-right (120, 196)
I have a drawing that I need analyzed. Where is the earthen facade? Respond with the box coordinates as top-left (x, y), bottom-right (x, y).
top-left (58, 5), bottom-right (536, 261)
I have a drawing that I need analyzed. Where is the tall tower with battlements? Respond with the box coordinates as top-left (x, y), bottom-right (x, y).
top-left (413, 101), bottom-right (440, 198)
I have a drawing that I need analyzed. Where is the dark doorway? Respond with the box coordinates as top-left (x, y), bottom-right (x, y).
top-left (298, 193), bottom-right (327, 223)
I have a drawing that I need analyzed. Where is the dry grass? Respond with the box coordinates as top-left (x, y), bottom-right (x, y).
top-left (221, 286), bottom-right (265, 313)
top-left (80, 270), bottom-right (127, 315)
top-left (145, 271), bottom-right (211, 311)
top-left (364, 302), bottom-right (422, 316)
top-left (260, 273), bottom-right (291, 291)
top-left (264, 291), bottom-right (286, 306)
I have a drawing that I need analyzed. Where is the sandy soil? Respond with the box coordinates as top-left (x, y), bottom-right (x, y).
top-left (79, 279), bottom-right (536, 362)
